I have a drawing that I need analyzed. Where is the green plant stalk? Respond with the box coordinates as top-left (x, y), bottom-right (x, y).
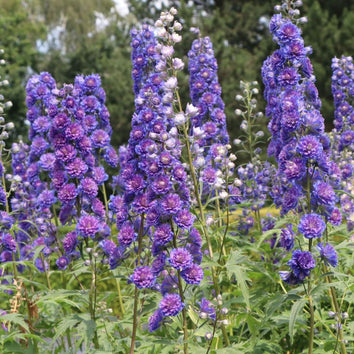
top-left (306, 169), bottom-right (314, 354)
top-left (40, 253), bottom-right (52, 290)
top-left (91, 257), bottom-right (99, 349)
top-left (171, 224), bottom-right (189, 354)
top-left (244, 87), bottom-right (255, 160)
top-left (130, 215), bottom-right (145, 354)
top-left (176, 92), bottom-right (230, 346)
top-left (325, 272), bottom-right (347, 354)
top-left (214, 191), bottom-right (226, 257)
top-left (116, 277), bottom-right (125, 317)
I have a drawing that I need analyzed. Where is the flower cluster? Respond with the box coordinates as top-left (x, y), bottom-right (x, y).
top-left (262, 1), bottom-right (339, 284)
top-left (109, 10), bottom-right (203, 332)
top-left (330, 56), bottom-right (354, 232)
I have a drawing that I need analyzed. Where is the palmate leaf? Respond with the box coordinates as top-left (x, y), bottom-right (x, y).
top-left (289, 298), bottom-right (306, 345)
top-left (225, 250), bottom-right (251, 309)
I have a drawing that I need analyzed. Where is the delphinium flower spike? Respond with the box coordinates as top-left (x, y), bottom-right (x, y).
top-left (262, 1), bottom-right (346, 351)
top-left (109, 11), bottom-right (202, 352)
top-left (330, 56), bottom-right (354, 233)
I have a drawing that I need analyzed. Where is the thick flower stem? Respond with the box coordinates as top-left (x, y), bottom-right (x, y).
top-left (130, 215), bottom-right (145, 354)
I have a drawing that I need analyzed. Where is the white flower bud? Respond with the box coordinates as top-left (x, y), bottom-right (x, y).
top-left (171, 33), bottom-right (182, 43)
top-left (173, 21), bottom-right (182, 31)
top-left (219, 190), bottom-right (228, 199)
top-left (229, 153), bottom-right (237, 161)
top-left (205, 217), bottom-right (215, 226)
top-left (4, 101), bottom-right (12, 108)
top-left (5, 122), bottom-right (14, 130)
top-left (174, 112), bottom-right (186, 126)
top-left (161, 45), bottom-right (174, 58)
top-left (165, 77), bottom-right (178, 90)
top-left (172, 58), bottom-right (184, 71)
top-left (234, 178), bottom-right (242, 187)
top-left (235, 94), bottom-right (243, 101)
top-left (169, 7), bottom-right (177, 15)
top-left (156, 28), bottom-right (167, 39)
top-left (186, 103), bottom-right (199, 117)
top-left (155, 19), bottom-right (163, 27)
top-left (251, 88), bottom-right (259, 94)
top-left (199, 312), bottom-right (208, 319)
top-left (235, 109), bottom-right (242, 116)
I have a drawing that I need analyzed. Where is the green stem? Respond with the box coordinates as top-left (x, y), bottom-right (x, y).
top-left (89, 253), bottom-right (99, 349)
top-left (307, 239), bottom-right (314, 354)
top-left (172, 226), bottom-right (188, 354)
top-left (116, 277), bottom-right (125, 316)
top-left (130, 215), bottom-right (145, 354)
top-left (181, 124), bottom-right (230, 346)
top-left (324, 270), bottom-right (347, 354)
top-left (40, 253), bottom-right (51, 290)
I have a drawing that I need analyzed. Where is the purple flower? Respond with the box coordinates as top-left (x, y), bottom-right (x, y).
top-left (288, 249), bottom-right (316, 281)
top-left (152, 224), bottom-right (172, 247)
top-left (77, 215), bottom-right (100, 238)
top-left (65, 122), bottom-right (84, 141)
top-left (66, 158), bottom-right (88, 179)
top-left (197, 298), bottom-right (216, 320)
top-left (56, 256), bottom-right (70, 270)
top-left (173, 210), bottom-right (195, 229)
top-left (168, 248), bottom-right (193, 270)
top-left (159, 293), bottom-right (184, 317)
top-left (1, 233), bottom-right (17, 253)
top-left (329, 208), bottom-right (342, 226)
top-left (180, 263), bottom-right (203, 284)
top-left (62, 231), bottom-right (78, 254)
top-left (117, 222), bottom-right (136, 248)
top-left (58, 183), bottom-right (78, 205)
top-left (317, 243), bottom-right (338, 267)
top-left (80, 177), bottom-right (98, 198)
top-left (296, 135), bottom-right (323, 160)
top-left (312, 181), bottom-right (336, 207)
top-left (131, 266), bottom-right (156, 289)
top-left (99, 239), bottom-right (117, 257)
top-left (148, 309), bottom-right (163, 332)
top-left (298, 213), bottom-right (326, 239)
top-left (161, 193), bottom-right (182, 215)
top-left (91, 129), bottom-right (110, 148)
top-left (280, 224), bottom-right (295, 251)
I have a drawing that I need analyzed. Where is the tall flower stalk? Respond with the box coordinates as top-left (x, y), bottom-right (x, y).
top-left (262, 1), bottom-right (347, 352)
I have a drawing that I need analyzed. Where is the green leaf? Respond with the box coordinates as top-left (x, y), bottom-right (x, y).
top-left (1, 313), bottom-right (29, 332)
top-left (52, 314), bottom-right (81, 342)
top-left (289, 298), bottom-right (306, 345)
top-left (225, 251), bottom-right (250, 308)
